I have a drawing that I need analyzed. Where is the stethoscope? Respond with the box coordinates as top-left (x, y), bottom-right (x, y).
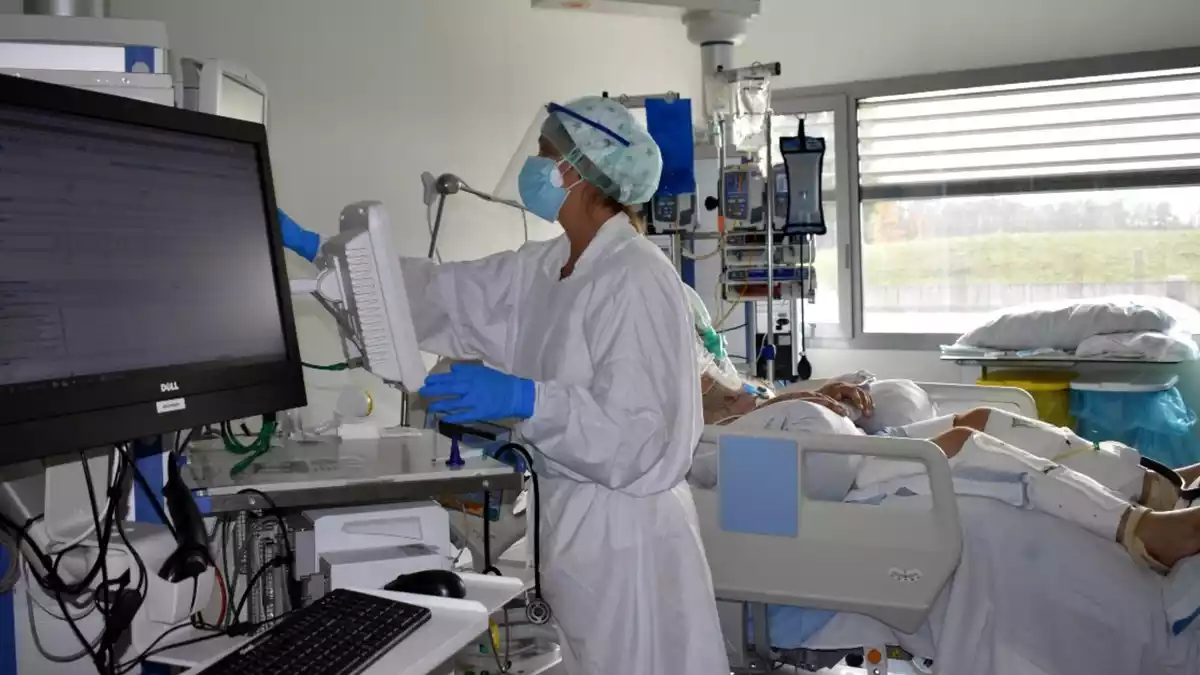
top-left (482, 442), bottom-right (552, 625)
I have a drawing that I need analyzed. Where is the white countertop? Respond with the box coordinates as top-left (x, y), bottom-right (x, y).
top-left (147, 573), bottom-right (526, 675)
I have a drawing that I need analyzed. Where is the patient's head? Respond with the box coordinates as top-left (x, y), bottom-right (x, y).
top-left (857, 379), bottom-right (938, 435)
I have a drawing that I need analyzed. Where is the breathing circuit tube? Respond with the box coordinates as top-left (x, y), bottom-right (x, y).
top-left (486, 442), bottom-right (551, 625)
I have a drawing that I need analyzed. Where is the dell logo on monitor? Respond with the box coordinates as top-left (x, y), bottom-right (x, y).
top-left (160, 382), bottom-right (180, 393)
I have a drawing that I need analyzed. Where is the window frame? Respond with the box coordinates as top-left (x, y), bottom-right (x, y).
top-left (767, 92), bottom-right (853, 342)
top-left (776, 46), bottom-right (1200, 350)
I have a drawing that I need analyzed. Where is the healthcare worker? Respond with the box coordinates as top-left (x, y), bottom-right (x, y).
top-left (281, 98), bottom-right (729, 674)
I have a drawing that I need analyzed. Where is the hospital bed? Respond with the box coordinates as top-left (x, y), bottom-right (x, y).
top-left (698, 382), bottom-right (1036, 673)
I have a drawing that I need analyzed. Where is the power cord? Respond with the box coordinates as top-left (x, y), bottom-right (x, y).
top-left (114, 444), bottom-right (177, 540)
top-left (13, 451), bottom-right (130, 674)
top-left (302, 361), bottom-right (350, 371)
top-left (1, 442), bottom-right (232, 675)
top-left (80, 451), bottom-right (115, 673)
top-left (488, 443), bottom-right (551, 626)
top-left (235, 488), bottom-right (300, 610)
top-left (219, 414), bottom-right (279, 477)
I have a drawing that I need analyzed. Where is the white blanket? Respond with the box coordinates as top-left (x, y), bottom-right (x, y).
top-left (805, 496), bottom-right (1200, 675)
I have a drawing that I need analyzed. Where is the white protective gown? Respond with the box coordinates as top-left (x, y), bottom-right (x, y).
top-left (400, 214), bottom-right (729, 674)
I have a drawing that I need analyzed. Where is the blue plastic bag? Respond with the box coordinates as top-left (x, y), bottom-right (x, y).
top-left (1070, 387), bottom-right (1200, 468)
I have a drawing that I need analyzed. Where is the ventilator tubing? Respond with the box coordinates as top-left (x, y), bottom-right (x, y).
top-left (979, 409), bottom-right (1147, 502)
top-left (955, 432), bottom-right (1129, 542)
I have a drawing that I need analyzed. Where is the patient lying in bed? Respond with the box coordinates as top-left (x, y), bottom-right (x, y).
top-left (691, 373), bottom-right (1200, 647)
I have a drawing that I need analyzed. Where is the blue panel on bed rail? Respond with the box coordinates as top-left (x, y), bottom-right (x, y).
top-left (718, 435), bottom-right (799, 537)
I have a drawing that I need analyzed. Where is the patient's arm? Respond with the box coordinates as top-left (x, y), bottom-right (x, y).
top-left (760, 391), bottom-right (849, 417)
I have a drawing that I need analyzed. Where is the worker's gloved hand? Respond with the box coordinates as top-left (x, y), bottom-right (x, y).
top-left (277, 208), bottom-right (321, 262)
top-left (420, 364), bottom-right (535, 424)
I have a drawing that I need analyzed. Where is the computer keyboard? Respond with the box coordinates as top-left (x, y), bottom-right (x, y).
top-left (195, 589), bottom-right (432, 675)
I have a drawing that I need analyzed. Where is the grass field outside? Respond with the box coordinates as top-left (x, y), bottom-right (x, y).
top-left (813, 229), bottom-right (1200, 288)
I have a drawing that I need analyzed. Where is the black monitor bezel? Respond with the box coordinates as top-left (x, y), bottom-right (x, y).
top-left (0, 73), bottom-right (306, 464)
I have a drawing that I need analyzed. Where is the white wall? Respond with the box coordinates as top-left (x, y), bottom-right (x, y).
top-left (107, 0), bottom-right (700, 422)
top-left (744, 0), bottom-right (1200, 90)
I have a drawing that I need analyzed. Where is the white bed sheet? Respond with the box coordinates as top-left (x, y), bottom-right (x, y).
top-left (804, 496), bottom-right (1200, 675)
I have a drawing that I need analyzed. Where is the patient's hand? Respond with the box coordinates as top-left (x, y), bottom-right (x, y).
top-left (818, 381), bottom-right (874, 417)
top-left (760, 391), bottom-right (849, 417)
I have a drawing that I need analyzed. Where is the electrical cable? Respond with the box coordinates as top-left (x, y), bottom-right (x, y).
top-left (113, 620), bottom-right (215, 675)
top-left (52, 571), bottom-right (103, 672)
top-left (175, 429), bottom-right (195, 456)
top-left (113, 512), bottom-right (147, 609)
top-left (47, 449), bottom-right (118, 555)
top-left (26, 589), bottom-right (102, 663)
top-left (481, 491), bottom-right (499, 576)
top-left (211, 566), bottom-right (229, 628)
top-left (232, 554), bottom-right (288, 623)
top-left (490, 444), bottom-right (545, 605)
top-left (23, 561), bottom-right (95, 621)
top-left (680, 234), bottom-right (723, 261)
top-left (219, 517), bottom-right (235, 626)
top-left (220, 415), bottom-right (279, 477)
top-left (236, 488), bottom-right (299, 609)
top-left (56, 451), bottom-right (129, 673)
top-left (0, 512), bottom-right (102, 597)
top-left (302, 361), bottom-right (350, 371)
top-left (115, 444), bottom-right (177, 540)
top-left (117, 607), bottom-right (293, 675)
top-left (488, 609), bottom-right (513, 674)
top-left (714, 277), bottom-right (746, 330)
top-left (32, 450), bottom-right (126, 674)
top-left (81, 451), bottom-right (115, 674)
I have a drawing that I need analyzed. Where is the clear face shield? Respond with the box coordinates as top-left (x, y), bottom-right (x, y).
top-left (494, 103), bottom-right (634, 225)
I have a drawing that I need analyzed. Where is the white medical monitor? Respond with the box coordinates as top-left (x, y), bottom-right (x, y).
top-left (321, 202), bottom-right (428, 393)
top-left (180, 58), bottom-right (268, 126)
top-left (218, 73), bottom-right (266, 124)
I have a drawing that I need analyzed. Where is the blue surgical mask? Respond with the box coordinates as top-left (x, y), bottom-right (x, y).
top-left (518, 156), bottom-right (577, 223)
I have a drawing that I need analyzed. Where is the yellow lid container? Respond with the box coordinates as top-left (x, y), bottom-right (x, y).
top-left (978, 370), bottom-right (1077, 427)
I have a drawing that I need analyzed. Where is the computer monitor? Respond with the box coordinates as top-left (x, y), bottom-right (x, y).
top-left (0, 73), bottom-right (305, 465)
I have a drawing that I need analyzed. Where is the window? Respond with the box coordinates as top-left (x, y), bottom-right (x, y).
top-left (858, 66), bottom-right (1200, 335)
top-left (775, 49), bottom-right (1200, 344)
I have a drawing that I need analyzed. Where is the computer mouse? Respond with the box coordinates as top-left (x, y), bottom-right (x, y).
top-left (384, 569), bottom-right (467, 599)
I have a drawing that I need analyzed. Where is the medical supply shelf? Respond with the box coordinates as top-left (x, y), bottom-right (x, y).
top-left (940, 354), bottom-right (1185, 379)
top-left (167, 574), bottom-right (529, 675)
top-left (184, 431), bottom-right (524, 515)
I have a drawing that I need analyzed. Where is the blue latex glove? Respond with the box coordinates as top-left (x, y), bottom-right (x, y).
top-left (420, 364), bottom-right (536, 424)
top-left (277, 208), bottom-right (321, 262)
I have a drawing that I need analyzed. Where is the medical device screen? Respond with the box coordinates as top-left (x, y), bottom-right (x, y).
top-left (0, 102), bottom-right (286, 388)
top-left (219, 74), bottom-right (266, 124)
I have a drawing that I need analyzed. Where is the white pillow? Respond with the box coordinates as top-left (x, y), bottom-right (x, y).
top-left (689, 401), bottom-right (862, 502)
top-left (858, 379), bottom-right (939, 435)
top-left (1074, 331), bottom-right (1199, 362)
top-left (955, 296), bottom-right (1179, 351)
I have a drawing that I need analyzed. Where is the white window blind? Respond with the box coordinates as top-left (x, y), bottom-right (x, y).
top-left (858, 67), bottom-right (1200, 192)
